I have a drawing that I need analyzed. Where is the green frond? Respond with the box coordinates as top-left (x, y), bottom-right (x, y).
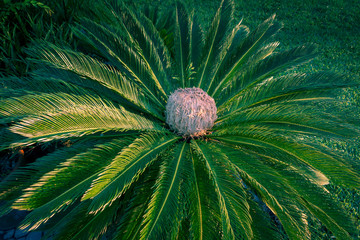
top-left (211, 133), bottom-right (330, 186)
top-left (205, 20), bottom-right (249, 93)
top-left (17, 138), bottom-right (134, 231)
top-left (111, 4), bottom-right (173, 95)
top-left (215, 103), bottom-right (360, 138)
top-left (188, 147), bottom-right (223, 240)
top-left (72, 18), bottom-right (167, 107)
top-left (217, 72), bottom-right (358, 118)
top-left (0, 140), bottom-right (100, 207)
top-left (0, 0), bottom-right (359, 239)
top-left (188, 150), bottom-right (204, 240)
top-left (0, 75), bottom-right (83, 102)
top-left (0, 93), bottom-right (164, 149)
top-left (140, 141), bottom-right (189, 240)
top-left (248, 42), bottom-right (280, 64)
top-left (174, 2), bottom-right (191, 88)
top-left (142, 5), bottom-right (176, 58)
top-left (138, 13), bottom-right (174, 94)
top-left (191, 140), bottom-right (253, 239)
top-left (82, 133), bottom-right (180, 214)
top-left (46, 163), bottom-right (160, 240)
top-left (169, 2), bottom-right (205, 89)
top-left (0, 77), bottom-right (35, 99)
top-left (174, 215), bottom-right (192, 240)
top-left (211, 134), bottom-right (360, 188)
top-left (216, 44), bottom-right (317, 106)
top-left (214, 144), bottom-right (318, 239)
top-left (206, 22), bottom-right (249, 94)
top-left (197, 0), bottom-right (234, 88)
top-left (1, 71), bottom-right (129, 108)
top-left (211, 14), bottom-right (282, 97)
top-left (49, 200), bottom-right (116, 240)
top-left (247, 200), bottom-right (281, 240)
top-left (26, 42), bottom-right (164, 120)
top-left (114, 162), bottom-right (160, 240)
top-left (189, 13), bottom-right (204, 71)
top-left (229, 145), bottom-right (357, 239)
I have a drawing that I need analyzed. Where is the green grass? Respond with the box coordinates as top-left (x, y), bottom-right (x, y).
top-left (234, 0), bottom-right (360, 79)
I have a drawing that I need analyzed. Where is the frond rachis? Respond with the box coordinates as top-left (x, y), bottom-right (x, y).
top-left (166, 87), bottom-right (217, 137)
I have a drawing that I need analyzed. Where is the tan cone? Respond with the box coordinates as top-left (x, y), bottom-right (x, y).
top-left (165, 87), bottom-right (217, 137)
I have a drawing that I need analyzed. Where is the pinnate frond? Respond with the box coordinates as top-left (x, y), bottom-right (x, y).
top-left (217, 72), bottom-right (359, 118)
top-left (211, 133), bottom-right (360, 189)
top-left (211, 14), bottom-right (282, 97)
top-left (205, 21), bottom-right (250, 93)
top-left (1, 93), bottom-right (164, 149)
top-left (140, 142), bottom-right (189, 239)
top-left (215, 103), bottom-right (360, 138)
top-left (17, 138), bottom-right (134, 231)
top-left (197, 0), bottom-right (234, 88)
top-left (0, 140), bottom-right (100, 208)
top-left (213, 144), bottom-right (332, 239)
top-left (114, 162), bottom-right (160, 240)
top-left (174, 2), bottom-right (191, 88)
top-left (216, 45), bottom-right (317, 106)
top-left (72, 18), bottom-right (166, 108)
top-left (188, 147), bottom-right (223, 240)
top-left (191, 140), bottom-right (253, 239)
top-left (82, 133), bottom-right (180, 214)
top-left (26, 42), bottom-right (164, 120)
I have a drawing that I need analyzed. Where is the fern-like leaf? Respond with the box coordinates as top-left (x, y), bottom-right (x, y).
top-left (82, 133), bottom-right (179, 214)
top-left (140, 141), bottom-right (189, 239)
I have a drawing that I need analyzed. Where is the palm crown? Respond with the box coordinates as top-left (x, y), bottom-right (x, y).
top-left (1, 0), bottom-right (359, 239)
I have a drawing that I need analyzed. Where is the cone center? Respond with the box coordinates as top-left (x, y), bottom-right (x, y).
top-left (165, 88), bottom-right (217, 137)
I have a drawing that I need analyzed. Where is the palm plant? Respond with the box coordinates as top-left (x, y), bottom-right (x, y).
top-left (1, 0), bottom-right (359, 239)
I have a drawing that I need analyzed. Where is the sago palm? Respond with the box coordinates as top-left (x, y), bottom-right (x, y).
top-left (1, 0), bottom-right (359, 239)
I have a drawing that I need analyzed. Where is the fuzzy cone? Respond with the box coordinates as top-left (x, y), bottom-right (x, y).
top-left (166, 88), bottom-right (217, 137)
